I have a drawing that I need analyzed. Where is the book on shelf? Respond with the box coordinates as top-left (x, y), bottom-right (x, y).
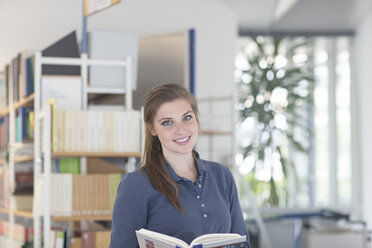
top-left (8, 50), bottom-right (34, 103)
top-left (51, 109), bottom-right (141, 153)
top-left (0, 167), bottom-right (10, 209)
top-left (25, 53), bottom-right (35, 97)
top-left (53, 156), bottom-right (124, 175)
top-left (33, 173), bottom-right (123, 217)
top-left (87, 111), bottom-right (104, 152)
top-left (0, 71), bottom-right (7, 110)
top-left (51, 105), bottom-right (65, 152)
top-left (0, 171), bottom-right (4, 208)
top-left (113, 110), bottom-right (141, 153)
top-left (13, 171), bottom-right (33, 195)
top-left (11, 195), bottom-right (33, 211)
top-left (52, 230), bottom-right (65, 248)
top-left (136, 229), bottom-right (247, 248)
top-left (81, 230), bottom-right (111, 248)
top-left (53, 157), bottom-right (81, 174)
top-left (13, 143), bottom-right (34, 158)
top-left (70, 237), bottom-right (82, 248)
top-left (0, 116), bottom-right (9, 156)
top-left (4, 64), bottom-right (10, 108)
top-left (12, 54), bottom-right (20, 103)
top-left (42, 30), bottom-right (81, 76)
top-left (20, 50), bottom-right (35, 99)
top-left (0, 220), bottom-right (33, 243)
top-left (15, 106), bottom-right (34, 142)
top-left (64, 110), bottom-right (77, 152)
top-left (1, 163), bottom-right (33, 209)
top-left (76, 110), bottom-right (88, 152)
top-left (103, 111), bottom-right (113, 152)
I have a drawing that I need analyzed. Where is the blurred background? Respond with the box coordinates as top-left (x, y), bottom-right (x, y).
top-left (1, 0), bottom-right (372, 247)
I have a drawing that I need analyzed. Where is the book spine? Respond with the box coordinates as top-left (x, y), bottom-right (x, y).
top-left (96, 111), bottom-right (104, 151)
top-left (88, 111), bottom-right (97, 152)
top-left (103, 111), bottom-right (113, 152)
top-left (76, 111), bottom-right (88, 152)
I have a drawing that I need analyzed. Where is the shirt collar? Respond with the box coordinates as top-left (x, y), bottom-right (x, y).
top-left (164, 150), bottom-right (207, 182)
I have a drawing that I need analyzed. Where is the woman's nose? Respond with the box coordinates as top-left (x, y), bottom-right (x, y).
top-left (175, 122), bottom-right (185, 132)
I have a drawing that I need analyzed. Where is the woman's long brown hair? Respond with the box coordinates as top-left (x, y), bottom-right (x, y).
top-left (142, 83), bottom-right (199, 213)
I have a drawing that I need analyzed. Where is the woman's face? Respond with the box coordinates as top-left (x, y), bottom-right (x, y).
top-left (151, 98), bottom-right (199, 158)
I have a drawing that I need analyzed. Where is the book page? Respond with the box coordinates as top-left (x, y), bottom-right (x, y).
top-left (136, 229), bottom-right (189, 248)
top-left (190, 234), bottom-right (246, 248)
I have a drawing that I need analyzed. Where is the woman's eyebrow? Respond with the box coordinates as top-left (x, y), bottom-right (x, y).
top-left (157, 117), bottom-right (172, 123)
top-left (182, 111), bottom-right (193, 116)
top-left (156, 111), bottom-right (193, 123)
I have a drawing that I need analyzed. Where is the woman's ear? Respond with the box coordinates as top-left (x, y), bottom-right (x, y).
top-left (147, 124), bottom-right (157, 136)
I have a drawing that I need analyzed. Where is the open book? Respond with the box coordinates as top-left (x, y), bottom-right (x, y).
top-left (135, 228), bottom-right (247, 248)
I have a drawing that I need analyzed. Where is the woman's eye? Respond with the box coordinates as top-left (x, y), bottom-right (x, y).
top-left (162, 120), bottom-right (172, 126)
top-left (183, 115), bottom-right (192, 121)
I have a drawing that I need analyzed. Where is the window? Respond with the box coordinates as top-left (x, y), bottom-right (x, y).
top-left (235, 36), bottom-right (356, 213)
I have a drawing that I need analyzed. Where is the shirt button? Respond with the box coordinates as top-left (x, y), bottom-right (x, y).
top-left (203, 214), bottom-right (208, 218)
top-left (198, 184), bottom-right (202, 188)
top-left (201, 203), bottom-right (205, 208)
top-left (197, 195), bottom-right (200, 199)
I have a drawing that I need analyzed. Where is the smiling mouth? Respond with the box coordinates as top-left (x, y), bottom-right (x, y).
top-left (174, 136), bottom-right (191, 143)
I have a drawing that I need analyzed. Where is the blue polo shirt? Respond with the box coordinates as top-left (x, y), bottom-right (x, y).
top-left (110, 152), bottom-right (250, 247)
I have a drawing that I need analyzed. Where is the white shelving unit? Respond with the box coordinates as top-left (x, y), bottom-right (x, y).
top-left (197, 96), bottom-right (235, 167)
top-left (0, 62), bottom-right (36, 248)
top-left (33, 52), bottom-right (134, 248)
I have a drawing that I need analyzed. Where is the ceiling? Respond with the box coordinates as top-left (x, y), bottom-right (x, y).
top-left (213, 0), bottom-right (368, 36)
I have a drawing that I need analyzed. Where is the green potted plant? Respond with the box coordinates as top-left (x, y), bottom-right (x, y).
top-left (235, 36), bottom-right (315, 206)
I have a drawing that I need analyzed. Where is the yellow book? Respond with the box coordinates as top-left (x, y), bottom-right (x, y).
top-left (103, 111), bottom-right (113, 152)
top-left (76, 111), bottom-right (88, 152)
top-left (70, 237), bottom-right (82, 248)
top-left (64, 110), bottom-right (77, 152)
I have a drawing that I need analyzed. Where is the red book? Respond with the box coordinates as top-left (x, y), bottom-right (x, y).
top-left (82, 231), bottom-right (96, 248)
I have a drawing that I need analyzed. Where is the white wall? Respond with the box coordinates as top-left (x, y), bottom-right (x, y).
top-left (0, 0), bottom-right (237, 99)
top-left (355, 7), bottom-right (372, 228)
top-left (0, 0), bottom-right (81, 67)
top-left (0, 0), bottom-right (237, 164)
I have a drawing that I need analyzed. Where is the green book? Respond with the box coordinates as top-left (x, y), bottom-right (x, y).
top-left (58, 157), bottom-right (81, 174)
top-left (15, 115), bottom-right (21, 142)
top-left (109, 173), bottom-right (122, 213)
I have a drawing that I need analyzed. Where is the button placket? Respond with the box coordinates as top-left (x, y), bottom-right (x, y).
top-left (195, 172), bottom-right (208, 220)
top-left (201, 201), bottom-right (208, 219)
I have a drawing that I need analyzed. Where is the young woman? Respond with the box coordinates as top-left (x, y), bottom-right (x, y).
top-left (110, 83), bottom-right (249, 247)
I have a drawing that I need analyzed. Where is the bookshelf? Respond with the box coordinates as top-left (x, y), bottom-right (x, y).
top-left (13, 155), bottom-right (34, 163)
top-left (0, 208), bottom-right (33, 219)
top-left (0, 50), bottom-right (34, 248)
top-left (32, 51), bottom-right (139, 248)
top-left (0, 51), bottom-right (36, 248)
top-left (51, 215), bottom-right (112, 222)
top-left (197, 96), bottom-right (236, 166)
top-left (0, 208), bottom-right (8, 215)
top-left (0, 208), bottom-right (112, 221)
top-left (12, 210), bottom-right (34, 219)
top-left (13, 94), bottom-right (35, 110)
top-left (201, 130), bottom-right (233, 136)
top-left (0, 47), bottom-right (140, 248)
top-left (53, 151), bottom-right (141, 157)
top-left (0, 94), bottom-right (34, 118)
